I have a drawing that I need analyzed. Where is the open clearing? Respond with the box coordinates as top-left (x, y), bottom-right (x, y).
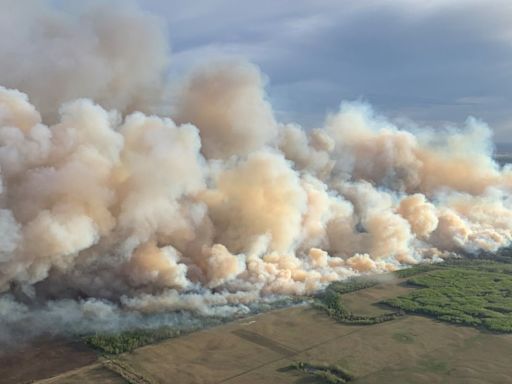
top-left (5, 267), bottom-right (512, 384)
top-left (0, 338), bottom-right (98, 384)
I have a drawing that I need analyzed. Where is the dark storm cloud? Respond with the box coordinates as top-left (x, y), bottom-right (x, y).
top-left (143, 0), bottom-right (512, 141)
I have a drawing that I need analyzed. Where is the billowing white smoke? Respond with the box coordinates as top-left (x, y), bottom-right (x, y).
top-left (0, 0), bottom-right (168, 121)
top-left (1, 0), bottom-right (512, 344)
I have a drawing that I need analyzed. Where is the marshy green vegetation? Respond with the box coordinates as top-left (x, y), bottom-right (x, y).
top-left (316, 253), bottom-right (512, 333)
top-left (385, 258), bottom-right (512, 333)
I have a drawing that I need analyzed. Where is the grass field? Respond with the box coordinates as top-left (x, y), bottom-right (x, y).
top-left (6, 257), bottom-right (512, 384)
top-left (83, 298), bottom-right (303, 355)
top-left (0, 339), bottom-right (98, 384)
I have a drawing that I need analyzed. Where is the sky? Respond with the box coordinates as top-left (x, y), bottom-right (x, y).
top-left (140, 0), bottom-right (512, 143)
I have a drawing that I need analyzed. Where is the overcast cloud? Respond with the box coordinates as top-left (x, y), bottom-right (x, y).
top-left (141, 0), bottom-right (512, 142)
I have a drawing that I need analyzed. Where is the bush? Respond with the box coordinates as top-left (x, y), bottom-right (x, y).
top-left (290, 361), bottom-right (355, 383)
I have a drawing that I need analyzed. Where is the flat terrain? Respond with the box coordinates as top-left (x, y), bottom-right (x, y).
top-left (0, 339), bottom-right (98, 384)
top-left (5, 267), bottom-right (512, 384)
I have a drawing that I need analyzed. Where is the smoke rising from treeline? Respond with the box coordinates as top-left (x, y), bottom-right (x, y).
top-left (1, 0), bottom-right (512, 345)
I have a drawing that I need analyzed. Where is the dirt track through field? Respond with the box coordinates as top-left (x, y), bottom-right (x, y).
top-left (219, 324), bottom-right (368, 384)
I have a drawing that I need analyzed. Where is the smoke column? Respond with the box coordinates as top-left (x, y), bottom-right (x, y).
top-left (1, 0), bottom-right (512, 344)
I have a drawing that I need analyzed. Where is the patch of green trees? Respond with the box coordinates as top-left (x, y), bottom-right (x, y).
top-left (84, 326), bottom-right (188, 354)
top-left (317, 278), bottom-right (404, 325)
top-left (384, 266), bottom-right (512, 333)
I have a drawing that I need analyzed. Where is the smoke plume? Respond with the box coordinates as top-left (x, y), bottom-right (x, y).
top-left (1, 0), bottom-right (512, 345)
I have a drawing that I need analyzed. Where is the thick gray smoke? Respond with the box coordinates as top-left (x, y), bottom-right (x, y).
top-left (1, 1), bottom-right (512, 345)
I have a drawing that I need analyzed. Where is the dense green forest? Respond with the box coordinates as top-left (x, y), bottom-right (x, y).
top-left (385, 258), bottom-right (512, 333)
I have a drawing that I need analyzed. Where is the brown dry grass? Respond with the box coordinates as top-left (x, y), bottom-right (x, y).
top-left (0, 338), bottom-right (98, 384)
top-left (21, 274), bottom-right (512, 384)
